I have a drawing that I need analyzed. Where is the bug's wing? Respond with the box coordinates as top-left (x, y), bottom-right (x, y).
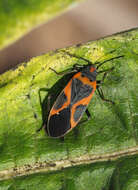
top-left (70, 78), bottom-right (93, 127)
top-left (71, 78), bottom-right (93, 105)
top-left (47, 78), bottom-right (73, 137)
top-left (47, 107), bottom-right (71, 137)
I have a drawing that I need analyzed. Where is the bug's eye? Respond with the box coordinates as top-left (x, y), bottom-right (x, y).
top-left (81, 74), bottom-right (85, 77)
top-left (89, 79), bottom-right (93, 82)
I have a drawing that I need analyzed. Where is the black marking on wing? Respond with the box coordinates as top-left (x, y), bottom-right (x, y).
top-left (74, 104), bottom-right (87, 122)
top-left (48, 107), bottom-right (71, 137)
top-left (71, 78), bottom-right (93, 104)
top-left (53, 91), bottom-right (67, 110)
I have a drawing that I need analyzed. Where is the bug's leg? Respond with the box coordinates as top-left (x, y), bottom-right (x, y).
top-left (97, 66), bottom-right (114, 75)
top-left (97, 87), bottom-right (115, 104)
top-left (49, 67), bottom-right (77, 76)
top-left (38, 88), bottom-right (50, 107)
top-left (74, 109), bottom-right (91, 138)
top-left (97, 67), bottom-right (115, 87)
top-left (36, 123), bottom-right (46, 133)
top-left (85, 109), bottom-right (91, 120)
top-left (96, 66), bottom-right (115, 104)
top-left (73, 64), bottom-right (85, 71)
top-left (37, 93), bottom-right (51, 133)
top-left (78, 109), bottom-right (91, 125)
top-left (74, 109), bottom-right (91, 135)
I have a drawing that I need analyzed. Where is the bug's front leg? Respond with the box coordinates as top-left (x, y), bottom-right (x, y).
top-left (49, 67), bottom-right (77, 76)
top-left (97, 67), bottom-right (115, 85)
top-left (97, 87), bottom-right (115, 104)
top-left (96, 67), bottom-right (115, 104)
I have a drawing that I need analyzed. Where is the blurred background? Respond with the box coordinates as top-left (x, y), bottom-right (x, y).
top-left (0, 0), bottom-right (138, 74)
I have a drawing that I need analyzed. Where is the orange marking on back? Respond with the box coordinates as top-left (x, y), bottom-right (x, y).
top-left (73, 71), bottom-right (96, 89)
top-left (90, 67), bottom-right (96, 73)
top-left (70, 70), bottom-right (97, 128)
top-left (49, 69), bottom-right (97, 124)
top-left (70, 84), bottom-right (96, 128)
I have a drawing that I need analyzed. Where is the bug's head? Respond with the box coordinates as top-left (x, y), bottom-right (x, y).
top-left (81, 65), bottom-right (97, 82)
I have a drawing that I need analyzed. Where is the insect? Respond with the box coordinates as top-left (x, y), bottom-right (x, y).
top-left (38, 52), bottom-right (123, 138)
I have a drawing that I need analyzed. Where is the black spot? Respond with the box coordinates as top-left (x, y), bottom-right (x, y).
top-left (48, 107), bottom-right (71, 137)
top-left (71, 78), bottom-right (93, 104)
top-left (74, 105), bottom-right (87, 122)
top-left (33, 113), bottom-right (37, 119)
top-left (81, 74), bottom-right (85, 77)
top-left (53, 91), bottom-right (67, 110)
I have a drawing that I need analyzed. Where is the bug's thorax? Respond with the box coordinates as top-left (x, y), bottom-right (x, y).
top-left (80, 65), bottom-right (97, 82)
top-left (73, 65), bottom-right (97, 87)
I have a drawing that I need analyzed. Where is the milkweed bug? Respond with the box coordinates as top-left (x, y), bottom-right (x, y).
top-left (38, 52), bottom-right (123, 138)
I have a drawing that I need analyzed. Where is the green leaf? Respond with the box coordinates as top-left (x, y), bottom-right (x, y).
top-left (0, 0), bottom-right (84, 50)
top-left (1, 156), bottom-right (138, 190)
top-left (0, 28), bottom-right (138, 189)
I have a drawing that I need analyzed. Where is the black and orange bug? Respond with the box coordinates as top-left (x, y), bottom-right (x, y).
top-left (38, 52), bottom-right (123, 138)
